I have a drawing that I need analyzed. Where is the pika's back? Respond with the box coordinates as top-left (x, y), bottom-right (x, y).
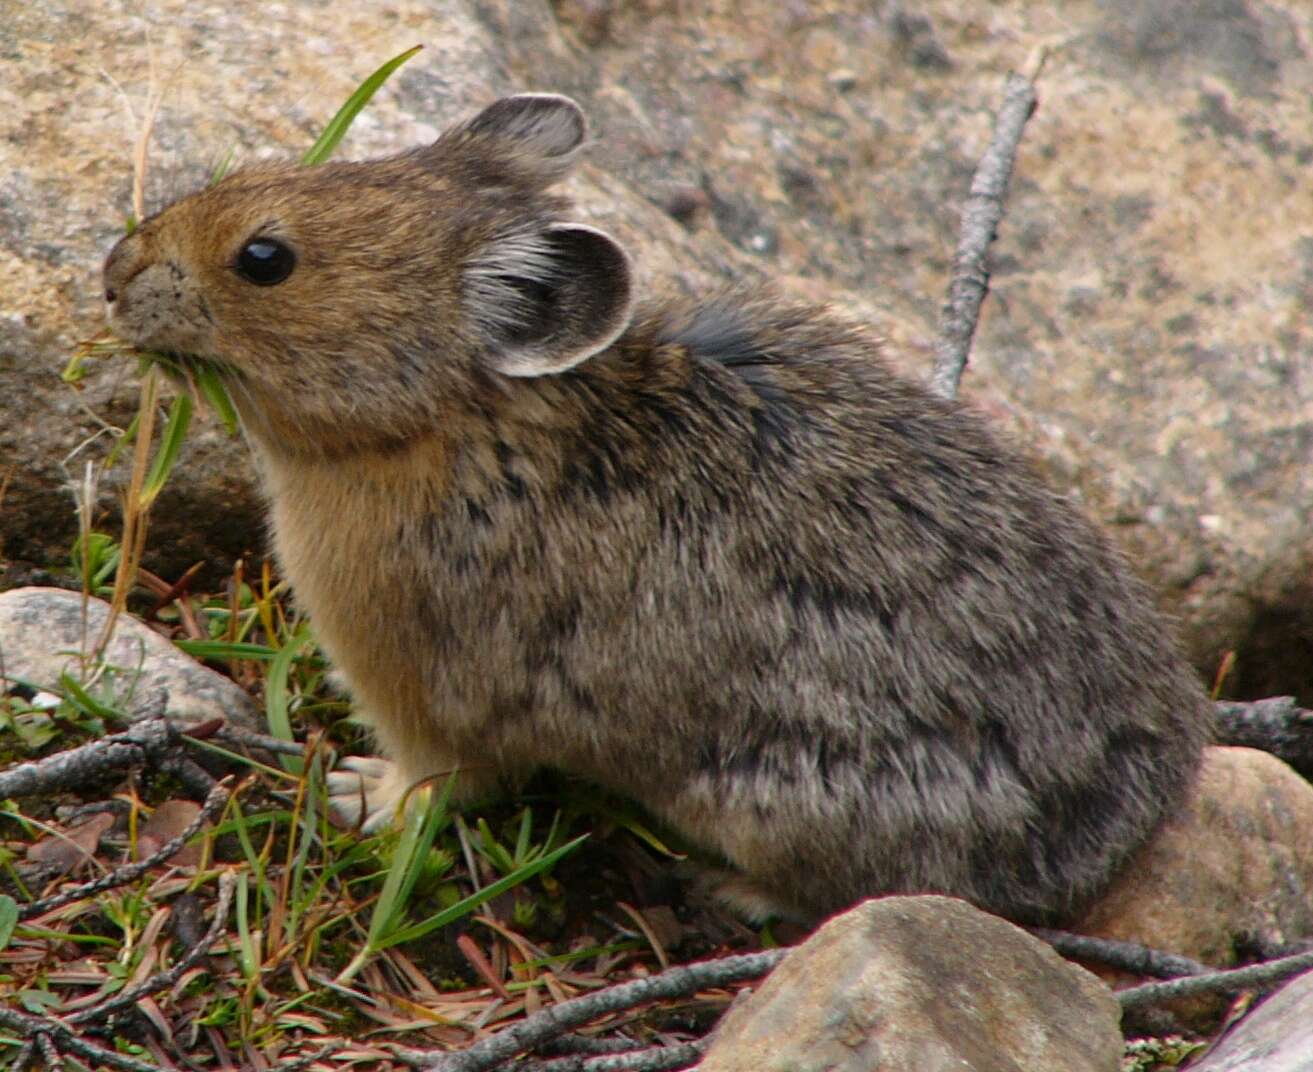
top-left (460, 293), bottom-right (1212, 921)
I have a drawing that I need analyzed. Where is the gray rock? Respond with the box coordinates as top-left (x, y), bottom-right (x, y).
top-left (1186, 968), bottom-right (1313, 1072)
top-left (0, 586), bottom-right (259, 729)
top-left (700, 895), bottom-right (1122, 1072)
top-left (3, 0), bottom-right (1312, 702)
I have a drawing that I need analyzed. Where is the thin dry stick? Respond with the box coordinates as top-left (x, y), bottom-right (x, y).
top-left (95, 364), bottom-right (160, 655)
top-left (0, 731), bottom-right (143, 800)
top-left (930, 70), bottom-right (1040, 400)
top-left (94, 66), bottom-right (165, 658)
top-left (397, 950), bottom-right (788, 1072)
top-left (0, 713), bottom-right (194, 801)
top-left (0, 714), bottom-right (211, 802)
top-left (540, 1037), bottom-right (645, 1057)
top-left (207, 722), bottom-right (316, 757)
top-left (76, 457), bottom-right (100, 672)
top-left (1031, 928), bottom-right (1210, 980)
top-left (1214, 696), bottom-right (1313, 774)
top-left (0, 1003), bottom-right (163, 1072)
top-left (132, 62), bottom-right (165, 224)
top-left (36, 1035), bottom-right (61, 1067)
top-left (1118, 947), bottom-right (1313, 1010)
top-left (276, 1042), bottom-right (346, 1072)
top-left (616, 902), bottom-right (671, 971)
top-left (67, 871), bottom-right (236, 1026)
top-left (518, 1041), bottom-right (706, 1072)
top-left (20, 775), bottom-right (233, 921)
top-left (8, 1039), bottom-right (35, 1072)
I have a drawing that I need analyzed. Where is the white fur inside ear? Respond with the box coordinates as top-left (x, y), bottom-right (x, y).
top-left (466, 229), bottom-right (563, 343)
top-left (466, 223), bottom-right (634, 378)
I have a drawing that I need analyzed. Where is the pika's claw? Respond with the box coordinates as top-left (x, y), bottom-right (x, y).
top-left (327, 755), bottom-right (413, 832)
top-left (695, 866), bottom-right (800, 925)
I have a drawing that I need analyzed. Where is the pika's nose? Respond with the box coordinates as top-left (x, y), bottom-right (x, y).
top-left (103, 232), bottom-right (144, 306)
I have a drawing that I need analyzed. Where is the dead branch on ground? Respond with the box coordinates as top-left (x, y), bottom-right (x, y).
top-left (393, 950), bottom-right (788, 1071)
top-left (930, 68), bottom-right (1040, 399)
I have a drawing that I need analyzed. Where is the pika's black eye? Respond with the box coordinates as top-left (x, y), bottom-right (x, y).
top-left (235, 238), bottom-right (296, 286)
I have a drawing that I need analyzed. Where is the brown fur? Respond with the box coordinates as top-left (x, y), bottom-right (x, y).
top-left (104, 94), bottom-right (1212, 925)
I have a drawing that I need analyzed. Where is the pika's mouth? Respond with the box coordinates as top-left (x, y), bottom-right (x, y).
top-left (136, 350), bottom-right (242, 433)
top-left (149, 350), bottom-right (238, 383)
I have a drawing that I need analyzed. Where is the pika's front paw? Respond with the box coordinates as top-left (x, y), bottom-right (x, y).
top-left (327, 755), bottom-right (415, 832)
top-left (695, 866), bottom-right (804, 925)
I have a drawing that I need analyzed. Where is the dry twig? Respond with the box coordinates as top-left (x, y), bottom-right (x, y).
top-left (0, 998), bottom-right (188, 1070)
top-left (540, 1036), bottom-right (645, 1056)
top-left (67, 871), bottom-right (237, 1026)
top-left (930, 70), bottom-right (1040, 399)
top-left (0, 716), bottom-right (189, 801)
top-left (0, 734), bottom-right (149, 801)
top-left (1214, 696), bottom-right (1313, 776)
top-left (394, 950), bottom-right (788, 1072)
top-left (1118, 947), bottom-right (1313, 1010)
top-left (517, 1041), bottom-right (706, 1072)
top-left (1031, 928), bottom-right (1210, 980)
top-left (19, 776), bottom-right (232, 921)
top-left (0, 870), bottom-right (236, 1072)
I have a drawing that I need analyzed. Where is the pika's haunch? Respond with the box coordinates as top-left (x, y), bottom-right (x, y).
top-left (104, 93), bottom-right (1212, 925)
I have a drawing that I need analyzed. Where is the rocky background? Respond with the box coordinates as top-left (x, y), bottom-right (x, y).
top-left (2, 0), bottom-right (1311, 703)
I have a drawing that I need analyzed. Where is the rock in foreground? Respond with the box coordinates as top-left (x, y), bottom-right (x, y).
top-left (701, 895), bottom-right (1121, 1072)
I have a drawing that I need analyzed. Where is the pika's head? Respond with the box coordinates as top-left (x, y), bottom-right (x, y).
top-left (103, 94), bottom-right (634, 453)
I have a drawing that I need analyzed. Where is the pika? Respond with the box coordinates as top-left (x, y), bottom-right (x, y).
top-left (104, 93), bottom-right (1211, 925)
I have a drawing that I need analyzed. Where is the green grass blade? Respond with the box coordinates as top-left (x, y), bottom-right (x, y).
top-left (366, 776), bottom-right (455, 947)
top-left (541, 809), bottom-right (563, 855)
top-left (13, 926), bottom-right (120, 949)
top-left (205, 810), bottom-right (284, 842)
top-left (57, 672), bottom-right (122, 721)
top-left (235, 871), bottom-right (259, 981)
top-left (511, 940), bottom-right (642, 974)
top-left (62, 349), bottom-right (93, 384)
top-left (174, 639), bottom-right (281, 662)
top-left (195, 365), bottom-right (239, 436)
top-left (364, 808), bottom-right (426, 952)
top-left (475, 816), bottom-right (517, 874)
top-left (102, 411), bottom-right (141, 470)
top-left (140, 392), bottom-right (194, 507)
top-left (210, 146), bottom-right (237, 185)
top-left (390, 776), bottom-right (455, 910)
top-left (184, 737), bottom-right (290, 781)
top-left (609, 812), bottom-right (685, 859)
top-left (514, 807), bottom-right (533, 863)
top-left (229, 804), bottom-right (265, 880)
top-left (266, 622), bottom-right (314, 771)
top-left (283, 754), bottom-right (324, 941)
top-left (378, 833), bottom-right (588, 950)
top-left (0, 895), bottom-right (18, 952)
top-left (301, 45), bottom-right (423, 166)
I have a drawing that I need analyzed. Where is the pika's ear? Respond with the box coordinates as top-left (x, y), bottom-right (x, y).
top-left (458, 94), bottom-right (588, 184)
top-left (468, 223), bottom-right (634, 377)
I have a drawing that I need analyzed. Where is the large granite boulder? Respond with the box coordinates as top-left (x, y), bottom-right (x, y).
top-left (3, 0), bottom-right (1310, 702)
